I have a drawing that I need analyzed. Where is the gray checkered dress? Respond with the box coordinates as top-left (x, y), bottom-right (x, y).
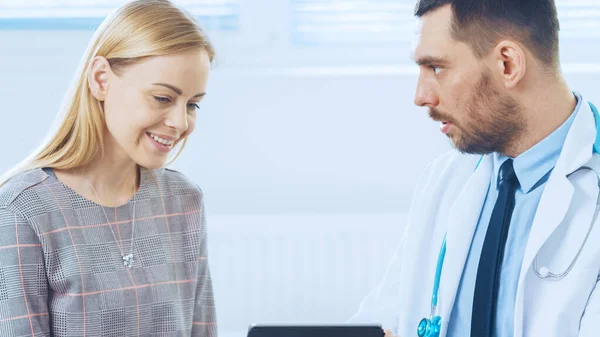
top-left (0, 167), bottom-right (217, 337)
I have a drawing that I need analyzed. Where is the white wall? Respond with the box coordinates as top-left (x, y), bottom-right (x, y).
top-left (0, 30), bottom-right (454, 216)
top-left (2, 22), bottom-right (600, 336)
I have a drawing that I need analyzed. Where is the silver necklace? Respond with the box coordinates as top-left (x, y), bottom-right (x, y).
top-left (89, 181), bottom-right (137, 269)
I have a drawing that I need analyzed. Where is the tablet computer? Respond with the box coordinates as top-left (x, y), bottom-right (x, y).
top-left (247, 324), bottom-right (385, 337)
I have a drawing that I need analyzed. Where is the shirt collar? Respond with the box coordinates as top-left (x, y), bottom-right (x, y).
top-left (492, 91), bottom-right (583, 193)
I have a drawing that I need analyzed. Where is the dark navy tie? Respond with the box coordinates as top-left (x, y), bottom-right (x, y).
top-left (471, 159), bottom-right (519, 337)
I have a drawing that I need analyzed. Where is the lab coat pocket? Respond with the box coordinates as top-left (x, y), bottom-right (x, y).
top-left (525, 265), bottom-right (599, 337)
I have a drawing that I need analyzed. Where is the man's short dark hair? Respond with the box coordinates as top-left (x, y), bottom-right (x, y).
top-left (415, 0), bottom-right (560, 67)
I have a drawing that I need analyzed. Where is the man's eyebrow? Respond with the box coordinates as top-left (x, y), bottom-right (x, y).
top-left (414, 56), bottom-right (448, 66)
top-left (152, 83), bottom-right (205, 97)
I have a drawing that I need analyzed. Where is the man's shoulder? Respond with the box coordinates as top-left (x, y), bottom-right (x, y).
top-left (409, 150), bottom-right (484, 205)
top-left (422, 150), bottom-right (483, 183)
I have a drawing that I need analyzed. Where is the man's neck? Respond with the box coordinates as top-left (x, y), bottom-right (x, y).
top-left (504, 80), bottom-right (577, 158)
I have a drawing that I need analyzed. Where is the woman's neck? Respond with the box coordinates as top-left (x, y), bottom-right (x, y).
top-left (54, 149), bottom-right (140, 207)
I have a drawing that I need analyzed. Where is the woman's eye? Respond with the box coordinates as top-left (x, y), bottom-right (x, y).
top-left (154, 96), bottom-right (171, 103)
top-left (188, 103), bottom-right (200, 111)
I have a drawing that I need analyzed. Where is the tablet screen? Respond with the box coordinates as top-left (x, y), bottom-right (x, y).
top-left (247, 324), bottom-right (385, 337)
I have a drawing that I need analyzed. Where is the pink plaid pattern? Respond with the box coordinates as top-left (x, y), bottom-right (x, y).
top-left (0, 167), bottom-right (217, 337)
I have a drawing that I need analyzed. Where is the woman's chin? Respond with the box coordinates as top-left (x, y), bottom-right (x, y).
top-left (136, 159), bottom-right (167, 170)
top-left (132, 138), bottom-right (174, 169)
top-left (130, 151), bottom-right (169, 170)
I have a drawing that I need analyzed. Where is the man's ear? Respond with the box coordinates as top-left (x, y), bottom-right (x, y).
top-left (492, 40), bottom-right (527, 89)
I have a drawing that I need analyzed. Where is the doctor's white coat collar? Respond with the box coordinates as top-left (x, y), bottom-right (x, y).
top-left (557, 95), bottom-right (597, 175)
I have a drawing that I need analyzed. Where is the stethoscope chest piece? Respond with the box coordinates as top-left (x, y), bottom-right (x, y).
top-left (417, 316), bottom-right (441, 337)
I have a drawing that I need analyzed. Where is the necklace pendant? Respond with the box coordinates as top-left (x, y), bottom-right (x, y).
top-left (123, 254), bottom-right (134, 268)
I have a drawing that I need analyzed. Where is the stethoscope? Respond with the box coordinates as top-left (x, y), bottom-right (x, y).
top-left (416, 102), bottom-right (600, 337)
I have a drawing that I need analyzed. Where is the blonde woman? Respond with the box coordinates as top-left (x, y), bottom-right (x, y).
top-left (0, 1), bottom-right (217, 336)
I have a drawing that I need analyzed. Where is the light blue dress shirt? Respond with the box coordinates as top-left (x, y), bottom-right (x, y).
top-left (446, 92), bottom-right (583, 337)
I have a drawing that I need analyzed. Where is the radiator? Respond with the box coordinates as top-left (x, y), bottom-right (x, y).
top-left (206, 213), bottom-right (407, 336)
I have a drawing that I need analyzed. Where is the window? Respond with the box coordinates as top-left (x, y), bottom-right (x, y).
top-left (1, 0), bottom-right (599, 68)
top-left (290, 0), bottom-right (600, 46)
top-left (290, 0), bottom-right (416, 46)
top-left (557, 1), bottom-right (600, 38)
top-left (0, 0), bottom-right (240, 31)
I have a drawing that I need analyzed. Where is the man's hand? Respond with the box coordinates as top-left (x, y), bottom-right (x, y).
top-left (383, 329), bottom-right (398, 337)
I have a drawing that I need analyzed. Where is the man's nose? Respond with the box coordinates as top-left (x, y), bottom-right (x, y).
top-left (413, 75), bottom-right (438, 108)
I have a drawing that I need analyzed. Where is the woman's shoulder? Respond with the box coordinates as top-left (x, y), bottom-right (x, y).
top-left (0, 168), bottom-right (50, 216)
top-left (145, 167), bottom-right (204, 197)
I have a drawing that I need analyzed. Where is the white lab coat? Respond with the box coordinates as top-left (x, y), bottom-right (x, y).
top-left (350, 97), bottom-right (600, 337)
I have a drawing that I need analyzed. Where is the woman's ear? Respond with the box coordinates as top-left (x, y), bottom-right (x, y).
top-left (88, 56), bottom-right (111, 101)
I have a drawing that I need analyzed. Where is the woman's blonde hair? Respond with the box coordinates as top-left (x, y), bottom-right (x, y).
top-left (0, 0), bottom-right (214, 186)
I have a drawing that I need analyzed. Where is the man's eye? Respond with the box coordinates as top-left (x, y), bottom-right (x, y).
top-left (431, 66), bottom-right (442, 75)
